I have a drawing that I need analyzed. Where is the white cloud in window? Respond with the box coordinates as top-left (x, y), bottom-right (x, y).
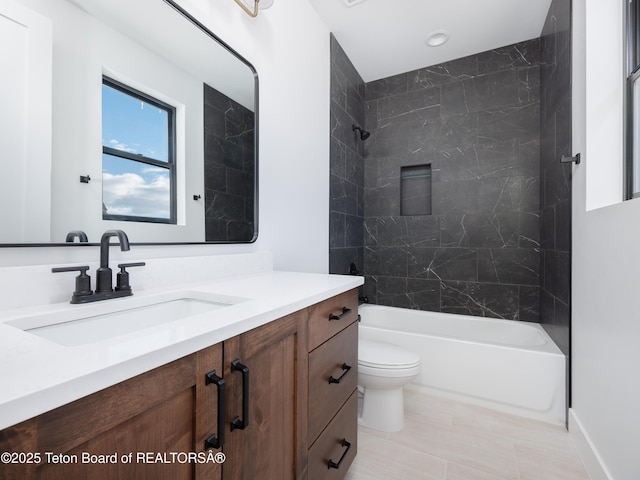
top-left (108, 139), bottom-right (138, 154)
top-left (107, 139), bottom-right (162, 161)
top-left (103, 170), bottom-right (170, 218)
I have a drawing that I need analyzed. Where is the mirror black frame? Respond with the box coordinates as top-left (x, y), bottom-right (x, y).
top-left (2, 0), bottom-right (259, 248)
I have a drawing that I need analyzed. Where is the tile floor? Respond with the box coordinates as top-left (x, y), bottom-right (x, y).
top-left (345, 387), bottom-right (590, 480)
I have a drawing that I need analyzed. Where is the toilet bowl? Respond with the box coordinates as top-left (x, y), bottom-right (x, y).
top-left (358, 338), bottom-right (420, 432)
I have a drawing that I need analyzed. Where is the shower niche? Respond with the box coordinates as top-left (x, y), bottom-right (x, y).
top-left (400, 165), bottom-right (432, 216)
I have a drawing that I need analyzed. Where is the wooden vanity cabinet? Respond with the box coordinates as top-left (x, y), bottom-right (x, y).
top-left (306, 289), bottom-right (359, 480)
top-left (0, 288), bottom-right (360, 480)
top-left (0, 343), bottom-right (223, 480)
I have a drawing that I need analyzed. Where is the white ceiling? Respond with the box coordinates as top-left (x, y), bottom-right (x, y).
top-left (308, 0), bottom-right (553, 82)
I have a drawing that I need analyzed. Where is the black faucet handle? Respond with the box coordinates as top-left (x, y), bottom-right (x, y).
top-left (52, 266), bottom-right (93, 302)
top-left (117, 262), bottom-right (146, 269)
top-left (116, 262), bottom-right (146, 292)
top-left (52, 265), bottom-right (90, 274)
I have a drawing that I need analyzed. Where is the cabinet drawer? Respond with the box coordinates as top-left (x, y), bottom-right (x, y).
top-left (308, 289), bottom-right (358, 351)
top-left (308, 322), bottom-right (358, 443)
top-left (308, 391), bottom-right (358, 480)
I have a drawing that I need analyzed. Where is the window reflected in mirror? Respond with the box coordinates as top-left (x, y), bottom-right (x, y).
top-left (101, 76), bottom-right (176, 223)
top-left (0, 0), bottom-right (258, 245)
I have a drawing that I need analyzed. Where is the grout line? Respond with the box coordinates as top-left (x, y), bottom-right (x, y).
top-left (351, 390), bottom-right (589, 480)
top-left (513, 442), bottom-right (522, 480)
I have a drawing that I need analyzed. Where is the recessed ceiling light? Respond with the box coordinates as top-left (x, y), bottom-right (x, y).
top-left (342, 0), bottom-right (368, 7)
top-left (425, 30), bottom-right (449, 47)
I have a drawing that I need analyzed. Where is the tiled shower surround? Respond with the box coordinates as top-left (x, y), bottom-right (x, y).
top-left (362, 40), bottom-right (542, 320)
top-left (203, 84), bottom-right (255, 242)
top-left (539, 0), bottom-right (572, 354)
top-left (329, 10), bottom-right (571, 324)
top-left (329, 35), bottom-right (366, 275)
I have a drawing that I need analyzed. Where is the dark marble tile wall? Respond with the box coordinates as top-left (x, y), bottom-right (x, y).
top-left (329, 34), bottom-right (366, 275)
top-left (203, 83), bottom-right (255, 242)
top-left (540, 0), bottom-right (572, 355)
top-left (363, 39), bottom-right (542, 321)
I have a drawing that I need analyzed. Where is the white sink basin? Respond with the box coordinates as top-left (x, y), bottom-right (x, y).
top-left (6, 292), bottom-right (245, 346)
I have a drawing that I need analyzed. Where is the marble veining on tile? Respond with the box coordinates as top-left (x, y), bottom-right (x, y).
top-left (329, 33), bottom-right (366, 276)
top-left (538, 0), bottom-right (572, 355)
top-left (361, 37), bottom-right (542, 321)
top-left (203, 84), bottom-right (254, 242)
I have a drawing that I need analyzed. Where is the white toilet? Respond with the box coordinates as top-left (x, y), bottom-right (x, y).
top-left (358, 338), bottom-right (421, 432)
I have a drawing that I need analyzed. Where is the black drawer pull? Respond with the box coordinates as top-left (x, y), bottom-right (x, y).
top-left (329, 307), bottom-right (351, 321)
top-left (204, 370), bottom-right (225, 449)
top-left (329, 363), bottom-right (352, 384)
top-left (230, 359), bottom-right (249, 431)
top-left (327, 438), bottom-right (351, 469)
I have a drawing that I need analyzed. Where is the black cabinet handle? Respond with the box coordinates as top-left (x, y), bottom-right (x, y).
top-left (329, 363), bottom-right (352, 384)
top-left (230, 359), bottom-right (249, 431)
top-left (204, 370), bottom-right (225, 450)
top-left (327, 438), bottom-right (351, 469)
top-left (329, 307), bottom-right (351, 321)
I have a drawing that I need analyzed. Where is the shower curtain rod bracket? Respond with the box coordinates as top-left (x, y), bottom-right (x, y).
top-left (560, 153), bottom-right (580, 165)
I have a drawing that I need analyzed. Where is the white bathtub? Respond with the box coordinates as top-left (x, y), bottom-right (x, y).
top-left (358, 304), bottom-right (566, 425)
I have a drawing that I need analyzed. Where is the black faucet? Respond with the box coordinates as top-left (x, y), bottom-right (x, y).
top-left (348, 262), bottom-right (369, 304)
top-left (65, 230), bottom-right (88, 243)
top-left (52, 229), bottom-right (145, 304)
top-left (96, 230), bottom-right (130, 293)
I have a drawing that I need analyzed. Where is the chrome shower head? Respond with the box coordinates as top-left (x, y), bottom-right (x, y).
top-left (352, 124), bottom-right (371, 141)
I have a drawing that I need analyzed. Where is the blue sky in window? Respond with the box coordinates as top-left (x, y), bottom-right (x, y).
top-left (102, 83), bottom-right (169, 163)
top-left (102, 84), bottom-right (172, 219)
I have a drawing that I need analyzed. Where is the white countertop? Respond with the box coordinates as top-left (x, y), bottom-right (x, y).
top-left (0, 271), bottom-right (363, 430)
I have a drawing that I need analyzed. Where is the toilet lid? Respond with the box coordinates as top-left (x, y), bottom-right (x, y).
top-left (359, 338), bottom-right (421, 369)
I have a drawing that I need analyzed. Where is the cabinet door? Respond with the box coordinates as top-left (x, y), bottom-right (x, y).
top-left (36, 388), bottom-right (196, 480)
top-left (222, 310), bottom-right (308, 480)
top-left (307, 392), bottom-right (358, 480)
top-left (0, 419), bottom-right (36, 480)
top-left (0, 343), bottom-right (224, 480)
top-left (308, 289), bottom-right (358, 351)
top-left (308, 322), bottom-right (358, 444)
top-left (0, 0), bottom-right (52, 243)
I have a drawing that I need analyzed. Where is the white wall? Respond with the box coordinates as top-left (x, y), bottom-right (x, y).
top-left (582, 0), bottom-right (625, 210)
top-left (572, 0), bottom-right (640, 478)
top-left (171, 0), bottom-right (332, 273)
top-left (46, 0), bottom-right (207, 243)
top-left (0, 1), bottom-right (52, 243)
top-left (0, 0), bottom-right (330, 273)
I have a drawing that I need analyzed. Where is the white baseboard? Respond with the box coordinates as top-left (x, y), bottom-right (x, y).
top-left (568, 409), bottom-right (612, 480)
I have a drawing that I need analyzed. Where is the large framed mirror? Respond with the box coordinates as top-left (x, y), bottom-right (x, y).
top-left (0, 0), bottom-right (258, 245)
